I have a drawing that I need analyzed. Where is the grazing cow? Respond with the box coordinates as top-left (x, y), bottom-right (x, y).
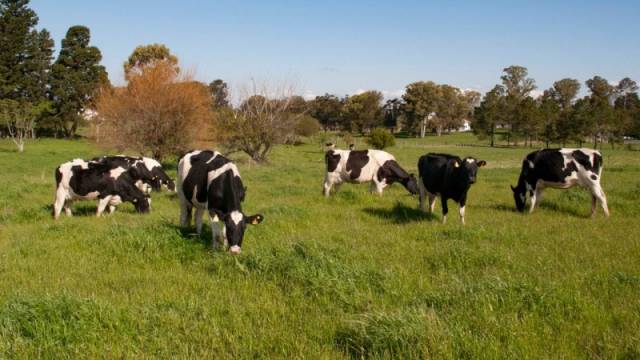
top-left (323, 149), bottom-right (419, 197)
top-left (177, 150), bottom-right (264, 254)
top-left (91, 155), bottom-right (175, 193)
top-left (511, 148), bottom-right (609, 217)
top-left (53, 159), bottom-right (150, 219)
top-left (417, 153), bottom-right (486, 224)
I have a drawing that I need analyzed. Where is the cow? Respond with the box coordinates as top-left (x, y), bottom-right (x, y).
top-left (323, 149), bottom-right (419, 197)
top-left (511, 148), bottom-right (609, 217)
top-left (417, 153), bottom-right (486, 224)
top-left (177, 150), bottom-right (264, 254)
top-left (53, 159), bottom-right (150, 219)
top-left (91, 155), bottom-right (175, 193)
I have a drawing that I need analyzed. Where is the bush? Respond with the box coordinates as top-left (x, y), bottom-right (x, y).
top-left (295, 115), bottom-right (321, 138)
top-left (367, 128), bottom-right (396, 149)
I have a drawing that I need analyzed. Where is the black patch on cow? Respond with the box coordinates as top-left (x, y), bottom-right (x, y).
top-left (346, 150), bottom-right (369, 180)
top-left (91, 155), bottom-right (159, 190)
top-left (182, 151), bottom-right (230, 205)
top-left (571, 150), bottom-right (598, 172)
top-left (591, 174), bottom-right (598, 180)
top-left (378, 160), bottom-right (419, 195)
top-left (55, 167), bottom-right (62, 188)
top-left (325, 150), bottom-right (341, 173)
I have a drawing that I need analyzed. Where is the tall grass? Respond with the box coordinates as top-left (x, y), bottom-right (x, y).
top-left (0, 134), bottom-right (638, 358)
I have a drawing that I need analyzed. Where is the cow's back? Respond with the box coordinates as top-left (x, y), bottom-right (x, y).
top-left (418, 154), bottom-right (457, 194)
top-left (178, 150), bottom-right (230, 207)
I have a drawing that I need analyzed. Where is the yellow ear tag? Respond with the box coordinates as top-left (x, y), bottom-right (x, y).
top-left (252, 219), bottom-right (259, 224)
top-left (454, 161), bottom-right (460, 168)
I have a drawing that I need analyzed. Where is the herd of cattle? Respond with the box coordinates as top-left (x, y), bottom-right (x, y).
top-left (53, 146), bottom-right (609, 253)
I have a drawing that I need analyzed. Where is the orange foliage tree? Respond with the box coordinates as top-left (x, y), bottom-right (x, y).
top-left (94, 61), bottom-right (212, 160)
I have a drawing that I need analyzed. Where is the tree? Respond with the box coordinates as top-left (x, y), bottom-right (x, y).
top-left (402, 81), bottom-right (439, 137)
top-left (49, 26), bottom-right (108, 137)
top-left (0, 0), bottom-right (53, 137)
top-left (383, 98), bottom-right (403, 131)
top-left (500, 66), bottom-right (537, 145)
top-left (342, 91), bottom-right (383, 133)
top-left (208, 79), bottom-right (229, 108)
top-left (514, 96), bottom-right (542, 147)
top-left (0, 99), bottom-right (49, 152)
top-left (585, 76), bottom-right (615, 148)
top-left (309, 94), bottom-right (343, 131)
top-left (551, 78), bottom-right (580, 146)
top-left (538, 90), bottom-right (560, 147)
top-left (124, 43), bottom-right (177, 80)
top-left (473, 85), bottom-right (506, 147)
top-left (95, 61), bottom-right (212, 160)
top-left (216, 83), bottom-right (301, 162)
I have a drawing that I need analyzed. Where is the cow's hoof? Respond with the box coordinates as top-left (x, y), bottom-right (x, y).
top-left (229, 246), bottom-right (241, 255)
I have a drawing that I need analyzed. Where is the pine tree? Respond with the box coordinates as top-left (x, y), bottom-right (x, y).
top-left (50, 25), bottom-right (108, 137)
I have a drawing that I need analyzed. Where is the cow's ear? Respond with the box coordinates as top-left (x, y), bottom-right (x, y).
top-left (247, 214), bottom-right (264, 225)
top-left (478, 160), bottom-right (486, 167)
top-left (510, 185), bottom-right (516, 192)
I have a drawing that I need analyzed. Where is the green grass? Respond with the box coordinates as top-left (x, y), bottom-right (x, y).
top-left (0, 134), bottom-right (639, 358)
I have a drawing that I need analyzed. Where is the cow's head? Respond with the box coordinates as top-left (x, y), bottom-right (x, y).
top-left (404, 174), bottom-right (420, 195)
top-left (117, 174), bottom-right (151, 214)
top-left (459, 157), bottom-right (486, 184)
top-left (511, 185), bottom-right (526, 212)
top-left (217, 210), bottom-right (264, 254)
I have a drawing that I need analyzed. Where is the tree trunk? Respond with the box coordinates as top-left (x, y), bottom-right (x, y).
top-left (420, 119), bottom-right (427, 138)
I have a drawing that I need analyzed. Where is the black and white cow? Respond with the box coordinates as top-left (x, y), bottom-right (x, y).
top-left (323, 149), bottom-right (419, 196)
top-left (91, 155), bottom-right (175, 193)
top-left (177, 150), bottom-right (264, 254)
top-left (417, 153), bottom-right (486, 224)
top-left (511, 148), bottom-right (609, 217)
top-left (53, 159), bottom-right (150, 219)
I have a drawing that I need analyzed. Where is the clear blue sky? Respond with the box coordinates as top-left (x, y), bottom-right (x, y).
top-left (31, 0), bottom-right (640, 98)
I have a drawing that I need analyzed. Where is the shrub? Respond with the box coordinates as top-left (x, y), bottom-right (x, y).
top-left (295, 115), bottom-right (321, 138)
top-left (367, 128), bottom-right (395, 149)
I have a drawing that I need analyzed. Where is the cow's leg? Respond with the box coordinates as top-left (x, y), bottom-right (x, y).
top-left (108, 205), bottom-right (116, 214)
top-left (529, 188), bottom-right (542, 213)
top-left (194, 208), bottom-right (205, 235)
top-left (441, 196), bottom-right (448, 224)
top-left (459, 195), bottom-right (467, 225)
top-left (209, 214), bottom-right (224, 250)
top-left (590, 194), bottom-right (597, 217)
top-left (418, 182), bottom-right (426, 211)
top-left (323, 174), bottom-right (333, 197)
top-left (428, 193), bottom-right (437, 213)
top-left (64, 201), bottom-right (73, 216)
top-left (180, 201), bottom-right (192, 228)
top-left (591, 184), bottom-right (609, 217)
top-left (96, 196), bottom-right (111, 217)
top-left (53, 188), bottom-right (66, 220)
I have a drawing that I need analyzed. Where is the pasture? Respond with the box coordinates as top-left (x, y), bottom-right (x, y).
top-left (0, 134), bottom-right (639, 358)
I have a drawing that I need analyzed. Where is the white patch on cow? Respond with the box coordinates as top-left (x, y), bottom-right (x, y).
top-left (528, 160), bottom-right (535, 168)
top-left (207, 162), bottom-right (240, 185)
top-left (229, 245), bottom-right (241, 254)
top-left (466, 158), bottom-right (475, 164)
top-left (205, 151), bottom-right (222, 164)
top-left (109, 166), bottom-right (127, 179)
top-left (230, 211), bottom-right (243, 225)
top-left (142, 157), bottom-right (162, 172)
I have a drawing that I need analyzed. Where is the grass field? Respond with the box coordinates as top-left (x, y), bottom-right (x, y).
top-left (1, 133), bottom-right (639, 358)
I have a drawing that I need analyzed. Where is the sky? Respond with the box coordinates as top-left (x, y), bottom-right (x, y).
top-left (30, 0), bottom-right (640, 99)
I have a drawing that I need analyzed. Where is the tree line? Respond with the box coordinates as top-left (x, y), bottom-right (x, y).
top-left (474, 66), bottom-right (640, 148)
top-left (0, 0), bottom-right (107, 151)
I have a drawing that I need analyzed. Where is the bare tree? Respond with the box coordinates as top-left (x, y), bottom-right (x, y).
top-left (0, 100), bottom-right (48, 152)
top-left (216, 81), bottom-right (301, 162)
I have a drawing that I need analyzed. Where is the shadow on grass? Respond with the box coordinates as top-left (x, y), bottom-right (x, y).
top-left (482, 202), bottom-right (589, 218)
top-left (161, 220), bottom-right (213, 246)
top-left (363, 202), bottom-right (437, 224)
top-left (539, 202), bottom-right (590, 218)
